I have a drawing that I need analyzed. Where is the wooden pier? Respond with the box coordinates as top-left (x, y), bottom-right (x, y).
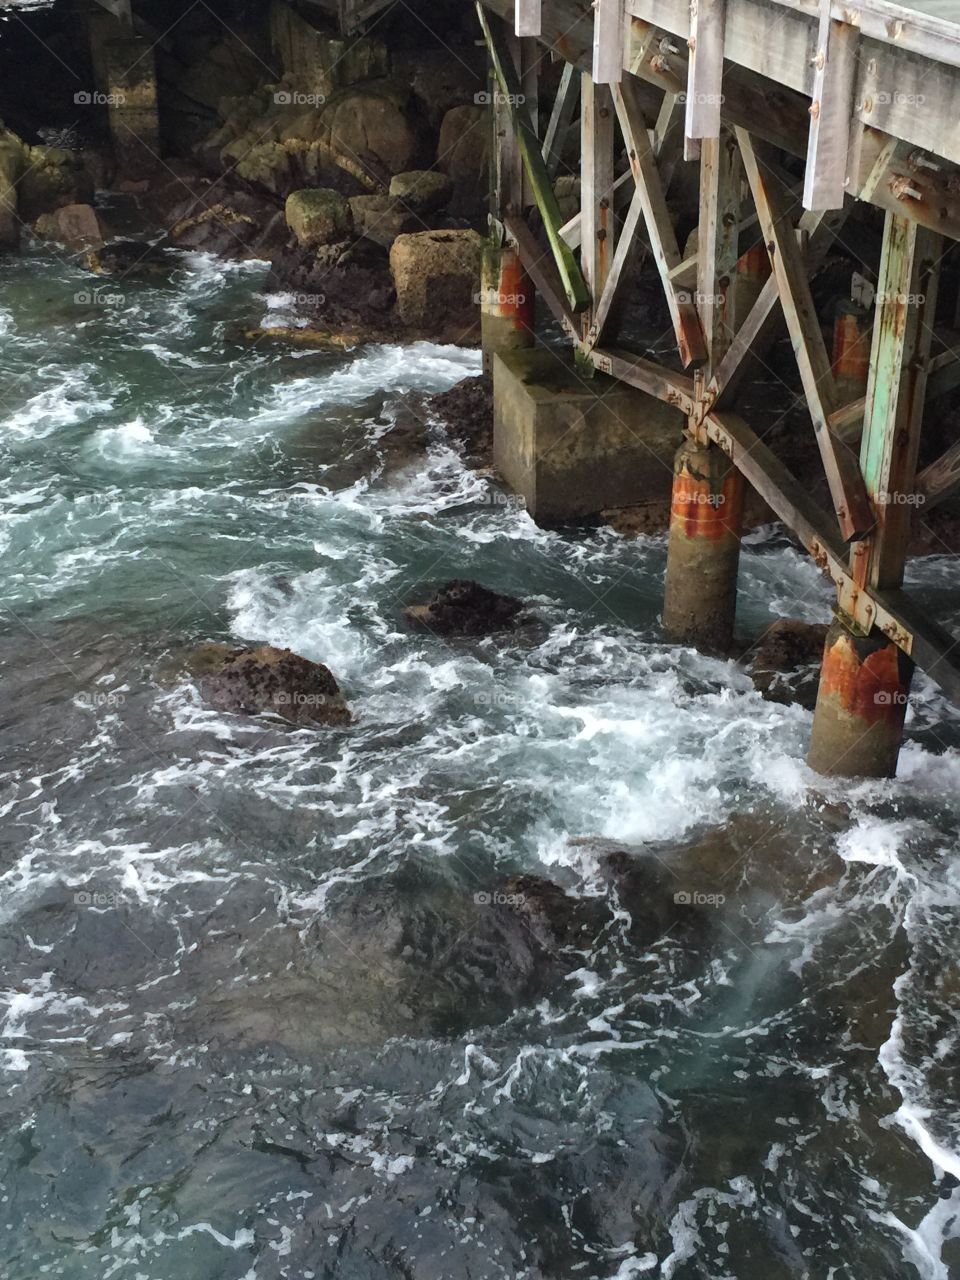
top-left (477, 0), bottom-right (960, 776)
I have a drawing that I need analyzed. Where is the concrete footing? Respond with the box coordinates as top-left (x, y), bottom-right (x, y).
top-left (807, 616), bottom-right (913, 778)
top-left (661, 438), bottom-right (744, 650)
top-left (492, 348), bottom-right (683, 524)
top-left (832, 299), bottom-right (871, 405)
top-left (480, 244), bottom-right (535, 372)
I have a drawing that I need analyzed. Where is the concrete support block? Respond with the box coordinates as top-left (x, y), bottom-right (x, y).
top-left (662, 439), bottom-right (744, 650)
top-left (492, 348), bottom-right (683, 524)
top-left (807, 616), bottom-right (913, 778)
top-left (480, 243), bottom-right (535, 373)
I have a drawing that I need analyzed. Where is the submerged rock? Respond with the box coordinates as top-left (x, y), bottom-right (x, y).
top-left (423, 373), bottom-right (493, 463)
top-left (84, 238), bottom-right (171, 279)
top-left (196, 644), bottom-right (351, 726)
top-left (406, 579), bottom-right (524, 635)
top-left (750, 618), bottom-right (829, 710)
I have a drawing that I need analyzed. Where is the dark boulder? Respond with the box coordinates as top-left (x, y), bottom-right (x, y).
top-left (405, 579), bottom-right (525, 635)
top-left (424, 373), bottom-right (493, 463)
top-left (749, 619), bottom-right (829, 710)
top-left (264, 238), bottom-right (397, 330)
top-left (196, 644), bottom-right (351, 726)
top-left (83, 238), bottom-right (172, 279)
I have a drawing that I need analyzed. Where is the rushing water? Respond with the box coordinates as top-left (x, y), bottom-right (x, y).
top-left (2, 238), bottom-right (960, 1280)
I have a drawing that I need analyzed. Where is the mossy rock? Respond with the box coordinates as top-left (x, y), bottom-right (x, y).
top-left (285, 187), bottom-right (353, 248)
top-left (388, 169), bottom-right (453, 215)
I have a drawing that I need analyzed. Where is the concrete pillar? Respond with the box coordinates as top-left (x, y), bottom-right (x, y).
top-left (480, 243), bottom-right (535, 372)
top-left (732, 242), bottom-right (770, 320)
top-left (832, 298), bottom-right (871, 405)
top-left (807, 616), bottom-right (913, 778)
top-left (102, 34), bottom-right (160, 177)
top-left (662, 438), bottom-right (744, 650)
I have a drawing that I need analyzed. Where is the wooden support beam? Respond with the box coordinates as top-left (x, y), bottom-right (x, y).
top-left (704, 410), bottom-right (960, 705)
top-left (589, 346), bottom-right (697, 416)
top-left (684, 0), bottom-right (726, 159)
top-left (707, 207), bottom-right (848, 413)
top-left (542, 61), bottom-right (578, 179)
top-left (588, 184), bottom-right (646, 348)
top-left (916, 440), bottom-right (960, 512)
top-left (514, 0), bottom-right (540, 37)
top-left (613, 77), bottom-right (707, 367)
top-left (478, 4), bottom-right (591, 312)
top-left (803, 3), bottom-right (858, 211)
top-left (697, 128), bottom-right (741, 373)
top-left (581, 72), bottom-right (617, 337)
top-left (593, 0), bottom-right (625, 85)
top-left (559, 170), bottom-right (632, 250)
top-left (738, 129), bottom-right (873, 541)
top-left (858, 216), bottom-right (941, 589)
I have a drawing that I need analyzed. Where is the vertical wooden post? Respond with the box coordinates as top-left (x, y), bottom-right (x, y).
top-left (858, 215), bottom-right (941, 589)
top-left (697, 129), bottom-right (741, 373)
top-left (808, 215), bottom-right (941, 778)
top-left (685, 0), bottom-right (726, 160)
top-left (580, 72), bottom-right (616, 343)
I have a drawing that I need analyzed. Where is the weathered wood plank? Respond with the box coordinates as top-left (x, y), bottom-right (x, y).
top-left (593, 0), bottom-right (625, 84)
top-left (709, 206), bottom-right (847, 410)
top-left (803, 4), bottom-right (858, 210)
top-left (613, 77), bottom-right (707, 366)
top-left (738, 129), bottom-right (873, 540)
top-left (858, 215), bottom-right (941, 588)
top-left (697, 129), bottom-right (741, 371)
top-left (590, 346), bottom-right (697, 415)
top-left (514, 0), bottom-right (541, 37)
top-left (542, 61), bottom-right (578, 178)
top-left (581, 72), bottom-right (617, 333)
top-left (916, 439), bottom-right (960, 511)
top-left (685, 0), bottom-right (726, 156)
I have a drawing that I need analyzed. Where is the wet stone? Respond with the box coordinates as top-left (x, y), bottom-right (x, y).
top-left (196, 644), bottom-right (352, 726)
top-left (405, 579), bottom-right (525, 635)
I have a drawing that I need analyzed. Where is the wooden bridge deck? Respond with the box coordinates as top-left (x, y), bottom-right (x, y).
top-left (478, 0), bottom-right (960, 719)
